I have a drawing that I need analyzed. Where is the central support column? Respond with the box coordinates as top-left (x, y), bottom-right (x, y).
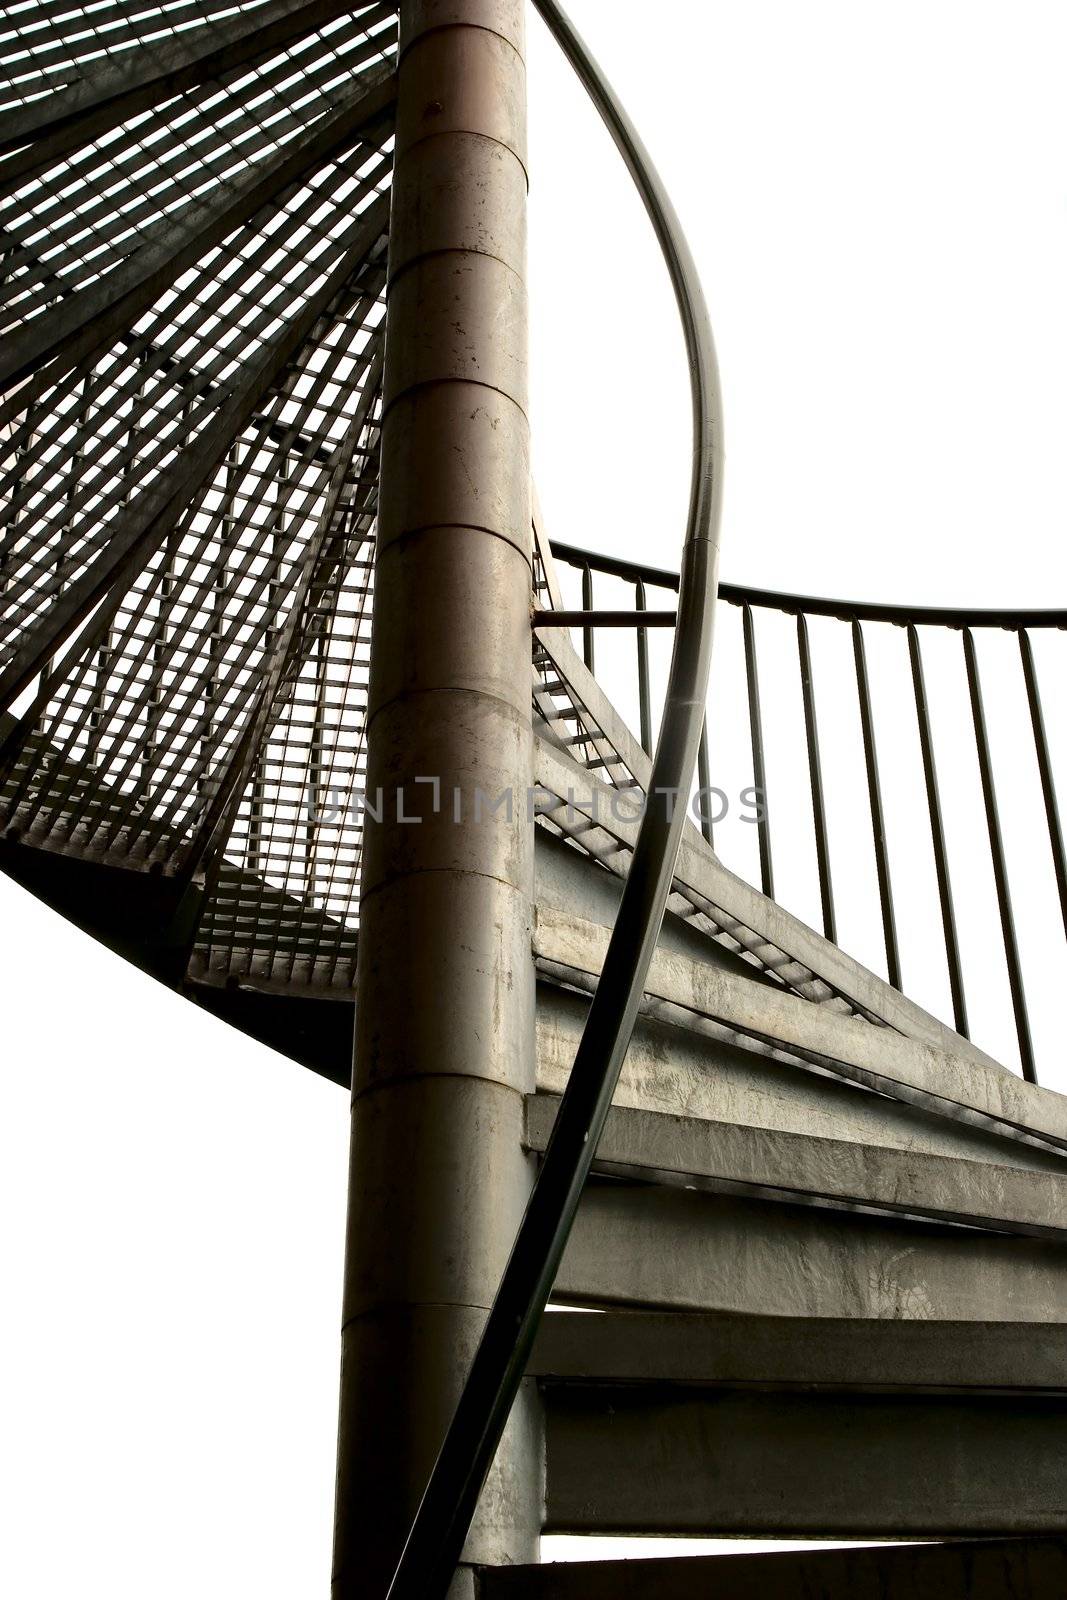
top-left (331, 3), bottom-right (541, 1596)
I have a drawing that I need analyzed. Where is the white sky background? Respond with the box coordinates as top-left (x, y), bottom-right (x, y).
top-left (3, 1), bottom-right (1067, 1593)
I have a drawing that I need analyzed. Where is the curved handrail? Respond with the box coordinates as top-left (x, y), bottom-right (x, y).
top-left (549, 537), bottom-right (1067, 630)
top-left (384, 2), bottom-right (724, 1594)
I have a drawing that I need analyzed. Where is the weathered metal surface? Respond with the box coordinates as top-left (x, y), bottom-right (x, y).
top-left (556, 1183), bottom-right (1067, 1321)
top-left (383, 0), bottom-right (726, 1582)
top-left (331, 5), bottom-right (541, 1597)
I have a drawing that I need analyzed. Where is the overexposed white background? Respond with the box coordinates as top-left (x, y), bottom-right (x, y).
top-left (4, 1), bottom-right (1067, 1592)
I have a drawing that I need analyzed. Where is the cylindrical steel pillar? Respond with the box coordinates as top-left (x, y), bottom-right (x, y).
top-left (331, 3), bottom-right (541, 1596)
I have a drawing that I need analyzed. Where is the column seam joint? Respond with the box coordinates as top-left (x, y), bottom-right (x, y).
top-left (394, 123), bottom-right (529, 187)
top-left (399, 21), bottom-right (525, 71)
top-left (376, 520), bottom-right (533, 574)
top-left (351, 1071), bottom-right (529, 1109)
top-left (388, 244), bottom-right (527, 295)
top-left (359, 859), bottom-right (537, 908)
top-left (382, 373), bottom-right (529, 427)
top-left (365, 678), bottom-right (534, 736)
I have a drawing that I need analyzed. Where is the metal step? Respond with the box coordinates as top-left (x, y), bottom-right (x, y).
top-left (529, 1307), bottom-right (1067, 1394)
top-left (554, 1183), bottom-right (1067, 1321)
top-left (526, 1093), bottom-right (1067, 1238)
top-left (476, 1539), bottom-right (1067, 1598)
top-left (535, 1359), bottom-right (1067, 1536)
top-left (534, 900), bottom-right (1067, 1161)
top-left (536, 979), bottom-right (1067, 1176)
top-left (520, 1311), bottom-right (1067, 1535)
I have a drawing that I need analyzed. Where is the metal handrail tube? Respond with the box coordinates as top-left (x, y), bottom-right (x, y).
top-left (551, 537), bottom-right (1067, 630)
top-left (384, 0), bottom-right (724, 1591)
top-left (531, 606), bottom-right (676, 626)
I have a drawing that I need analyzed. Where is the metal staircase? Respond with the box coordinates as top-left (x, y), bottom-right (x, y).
top-left (2, 3), bottom-right (1067, 1596)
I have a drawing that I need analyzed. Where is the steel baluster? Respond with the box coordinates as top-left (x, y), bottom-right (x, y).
top-left (907, 622), bottom-right (969, 1038)
top-left (1018, 626), bottom-right (1067, 945)
top-left (963, 627), bottom-right (1037, 1082)
top-left (852, 618), bottom-right (902, 990)
top-left (742, 602), bottom-right (773, 898)
top-left (697, 717), bottom-right (713, 846)
top-left (797, 612), bottom-right (836, 943)
top-left (636, 577), bottom-right (652, 755)
top-left (581, 559), bottom-right (595, 672)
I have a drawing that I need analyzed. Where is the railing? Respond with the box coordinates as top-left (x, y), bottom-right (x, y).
top-left (551, 538), bottom-right (1067, 1088)
top-left (385, 0), bottom-right (723, 1593)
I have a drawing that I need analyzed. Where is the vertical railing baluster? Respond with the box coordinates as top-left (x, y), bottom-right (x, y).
top-left (697, 717), bottom-right (713, 847)
top-left (199, 440), bottom-right (238, 797)
top-left (797, 612), bottom-right (836, 943)
top-left (88, 352), bottom-right (150, 771)
top-left (247, 448), bottom-right (291, 879)
top-left (742, 602), bottom-right (773, 899)
top-left (635, 577), bottom-right (652, 755)
top-left (306, 547), bottom-right (343, 908)
top-left (1018, 626), bottom-right (1067, 945)
top-left (305, 621), bottom-right (327, 903)
top-left (40, 371), bottom-right (91, 712)
top-left (1, 405), bottom-right (33, 605)
top-left (852, 618), bottom-right (901, 990)
top-left (907, 623), bottom-right (969, 1039)
top-left (963, 627), bottom-right (1037, 1082)
top-left (581, 560), bottom-right (594, 673)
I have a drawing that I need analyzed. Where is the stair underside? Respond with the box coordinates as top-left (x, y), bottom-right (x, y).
top-left (476, 1539), bottom-right (1067, 1598)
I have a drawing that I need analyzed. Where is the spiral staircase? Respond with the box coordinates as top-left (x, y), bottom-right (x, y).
top-left (3, 3), bottom-right (1067, 1596)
